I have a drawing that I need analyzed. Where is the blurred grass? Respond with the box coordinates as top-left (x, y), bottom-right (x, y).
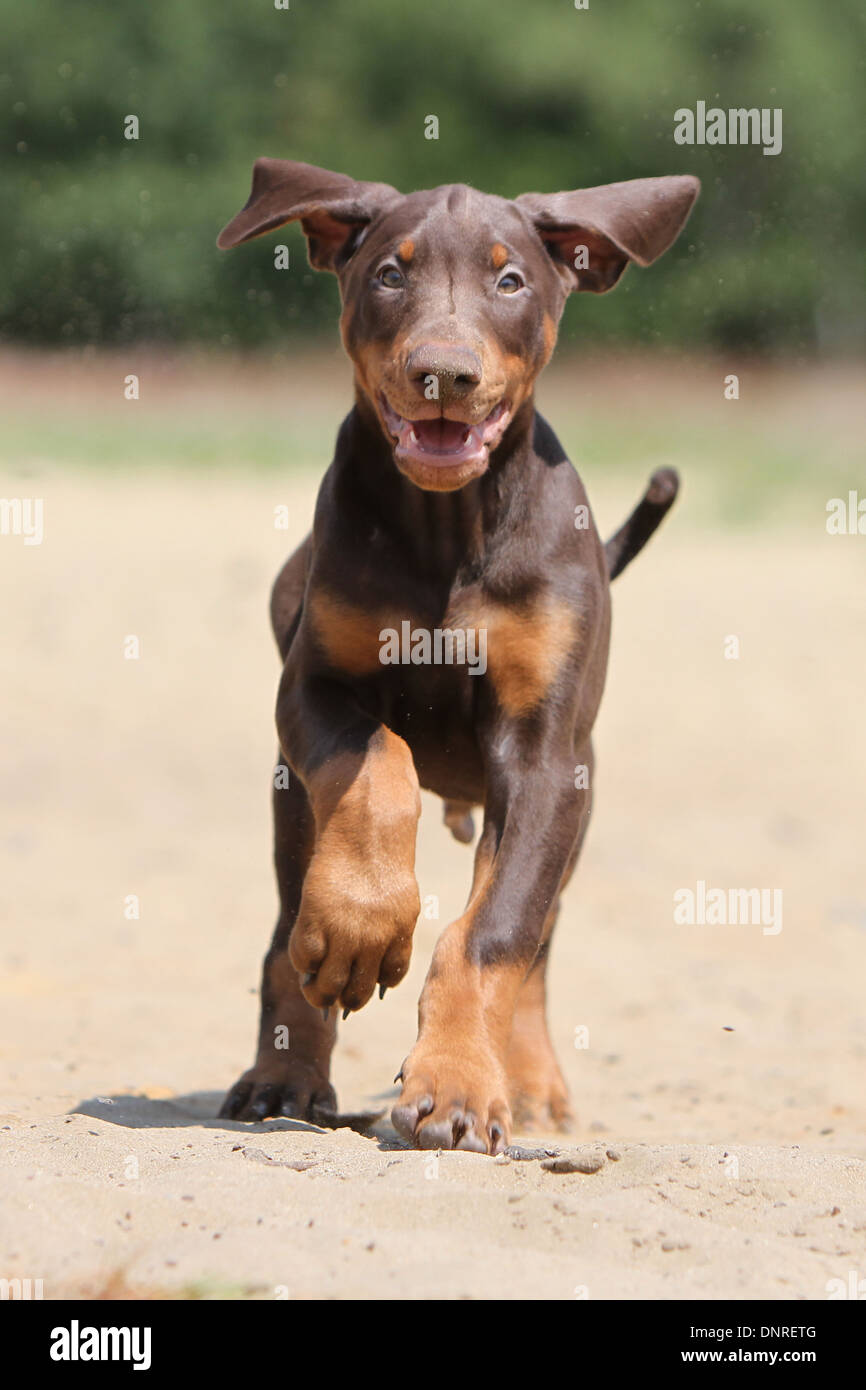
top-left (1, 350), bottom-right (862, 530)
top-left (1, 406), bottom-right (328, 473)
top-left (4, 0), bottom-right (865, 354)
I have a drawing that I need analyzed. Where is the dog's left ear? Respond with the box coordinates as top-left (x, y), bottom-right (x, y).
top-left (517, 175), bottom-right (700, 293)
top-left (217, 158), bottom-right (401, 270)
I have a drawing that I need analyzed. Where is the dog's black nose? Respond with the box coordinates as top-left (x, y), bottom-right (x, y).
top-left (406, 343), bottom-right (482, 402)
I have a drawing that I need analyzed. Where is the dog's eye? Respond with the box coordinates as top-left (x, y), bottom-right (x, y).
top-left (497, 271), bottom-right (524, 294)
top-left (377, 264), bottom-right (405, 289)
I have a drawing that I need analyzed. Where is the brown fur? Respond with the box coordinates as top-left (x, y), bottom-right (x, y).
top-left (216, 161), bottom-right (698, 1151)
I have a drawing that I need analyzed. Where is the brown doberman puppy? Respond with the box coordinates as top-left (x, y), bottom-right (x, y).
top-left (216, 160), bottom-right (699, 1153)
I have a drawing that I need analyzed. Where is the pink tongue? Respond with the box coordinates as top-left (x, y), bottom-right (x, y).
top-left (412, 418), bottom-right (470, 451)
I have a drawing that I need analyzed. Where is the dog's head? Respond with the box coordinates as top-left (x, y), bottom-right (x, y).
top-left (219, 160), bottom-right (699, 491)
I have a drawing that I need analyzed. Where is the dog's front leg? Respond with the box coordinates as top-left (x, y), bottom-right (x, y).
top-left (393, 725), bottom-right (590, 1153)
top-left (276, 669), bottom-right (422, 1018)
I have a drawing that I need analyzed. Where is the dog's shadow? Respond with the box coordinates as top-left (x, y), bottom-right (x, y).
top-left (72, 1090), bottom-right (405, 1149)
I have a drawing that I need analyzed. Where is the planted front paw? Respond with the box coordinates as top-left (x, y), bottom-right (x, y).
top-left (391, 1046), bottom-right (511, 1154)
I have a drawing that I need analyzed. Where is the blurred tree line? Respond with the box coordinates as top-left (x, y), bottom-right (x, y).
top-left (2, 0), bottom-right (863, 354)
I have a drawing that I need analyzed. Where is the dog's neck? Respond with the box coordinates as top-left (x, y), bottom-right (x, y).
top-left (331, 387), bottom-right (545, 574)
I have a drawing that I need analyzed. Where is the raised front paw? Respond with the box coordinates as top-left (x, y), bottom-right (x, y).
top-left (289, 850), bottom-right (420, 1016)
top-left (391, 1047), bottom-right (511, 1154)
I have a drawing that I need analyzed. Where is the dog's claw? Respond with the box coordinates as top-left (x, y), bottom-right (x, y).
top-left (322, 1006), bottom-right (330, 1022)
top-left (219, 1071), bottom-right (339, 1125)
top-left (489, 1121), bottom-right (506, 1154)
top-left (341, 1006), bottom-right (351, 1021)
top-left (379, 984), bottom-right (387, 1000)
top-left (302, 971), bottom-right (316, 987)
top-left (247, 1084), bottom-right (283, 1121)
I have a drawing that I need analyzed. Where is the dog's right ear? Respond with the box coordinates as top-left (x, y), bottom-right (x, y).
top-left (217, 158), bottom-right (401, 271)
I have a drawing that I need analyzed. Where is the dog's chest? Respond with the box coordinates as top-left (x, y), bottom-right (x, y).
top-left (307, 579), bottom-right (580, 722)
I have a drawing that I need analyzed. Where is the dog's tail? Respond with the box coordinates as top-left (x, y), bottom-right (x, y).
top-left (604, 468), bottom-right (680, 581)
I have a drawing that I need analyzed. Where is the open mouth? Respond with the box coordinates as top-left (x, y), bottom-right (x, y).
top-left (379, 397), bottom-right (512, 472)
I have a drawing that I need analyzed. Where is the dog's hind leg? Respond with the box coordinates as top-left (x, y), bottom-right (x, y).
top-left (220, 532), bottom-right (343, 1122)
top-left (506, 930), bottom-right (574, 1133)
top-left (505, 773), bottom-right (592, 1134)
top-left (219, 751), bottom-right (340, 1124)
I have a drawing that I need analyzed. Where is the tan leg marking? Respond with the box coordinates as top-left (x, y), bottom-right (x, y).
top-left (506, 960), bottom-right (573, 1132)
top-left (290, 728), bottom-right (422, 1012)
top-left (393, 828), bottom-right (521, 1153)
top-left (394, 909), bottom-right (523, 1151)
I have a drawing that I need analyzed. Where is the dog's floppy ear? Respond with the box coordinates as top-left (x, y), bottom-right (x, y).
top-left (217, 158), bottom-right (401, 270)
top-left (517, 175), bottom-right (700, 293)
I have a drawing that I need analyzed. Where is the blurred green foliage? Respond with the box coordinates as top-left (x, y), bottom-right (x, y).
top-left (2, 0), bottom-right (863, 353)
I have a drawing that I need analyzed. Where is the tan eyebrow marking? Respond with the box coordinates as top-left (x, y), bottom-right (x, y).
top-left (491, 243), bottom-right (509, 269)
top-left (398, 239), bottom-right (415, 262)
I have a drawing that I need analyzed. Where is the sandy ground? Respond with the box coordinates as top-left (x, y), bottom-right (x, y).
top-left (1, 452), bottom-right (865, 1300)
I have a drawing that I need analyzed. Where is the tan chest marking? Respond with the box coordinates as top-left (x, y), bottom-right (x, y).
top-left (309, 588), bottom-right (578, 715)
top-left (308, 590), bottom-right (395, 677)
top-left (449, 593), bottom-right (580, 717)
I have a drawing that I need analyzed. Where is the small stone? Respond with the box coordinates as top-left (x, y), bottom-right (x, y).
top-left (542, 1152), bottom-right (605, 1175)
top-left (504, 1144), bottom-right (559, 1162)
